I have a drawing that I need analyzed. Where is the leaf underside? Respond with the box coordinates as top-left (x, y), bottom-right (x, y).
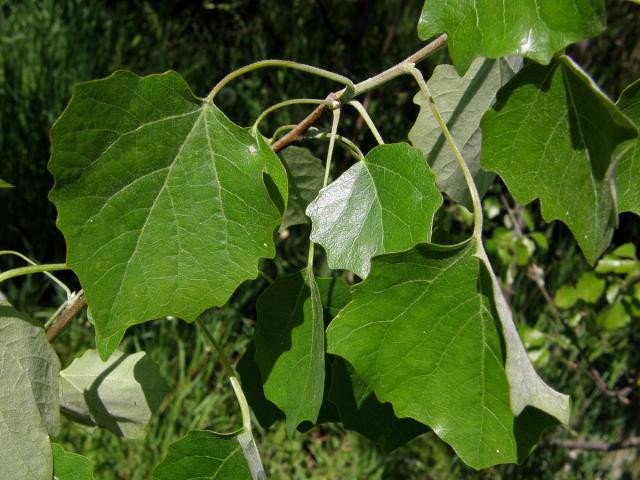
top-left (307, 143), bottom-right (443, 278)
top-left (481, 56), bottom-right (638, 264)
top-left (616, 79), bottom-right (640, 216)
top-left (48, 70), bottom-right (287, 359)
top-left (326, 241), bottom-right (567, 469)
top-left (418, 0), bottom-right (605, 73)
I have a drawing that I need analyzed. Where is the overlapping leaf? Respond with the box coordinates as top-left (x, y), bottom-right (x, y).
top-left (326, 241), bottom-right (568, 469)
top-left (418, 0), bottom-right (605, 73)
top-left (52, 444), bottom-right (94, 480)
top-left (481, 56), bottom-right (637, 264)
top-left (306, 143), bottom-right (442, 278)
top-left (254, 270), bottom-right (325, 435)
top-left (279, 146), bottom-right (324, 229)
top-left (409, 57), bottom-right (521, 207)
top-left (153, 431), bottom-right (251, 480)
top-left (616, 79), bottom-right (640, 215)
top-left (49, 71), bottom-right (287, 359)
top-left (59, 349), bottom-right (169, 438)
top-left (0, 302), bottom-right (60, 480)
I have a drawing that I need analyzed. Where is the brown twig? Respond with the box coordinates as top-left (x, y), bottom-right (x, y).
top-left (550, 436), bottom-right (640, 451)
top-left (46, 294), bottom-right (87, 342)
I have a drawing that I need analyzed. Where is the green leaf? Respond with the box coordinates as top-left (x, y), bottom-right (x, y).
top-left (555, 285), bottom-right (578, 309)
top-left (612, 243), bottom-right (637, 259)
top-left (153, 431), bottom-right (251, 480)
top-left (418, 0), bottom-right (605, 74)
top-left (279, 146), bottom-right (324, 229)
top-left (409, 57), bottom-right (520, 207)
top-left (596, 256), bottom-right (639, 275)
top-left (481, 56), bottom-right (638, 264)
top-left (326, 240), bottom-right (568, 469)
top-left (575, 272), bottom-right (605, 303)
top-left (596, 302), bottom-right (630, 330)
top-left (306, 143), bottom-right (443, 278)
top-left (52, 444), bottom-right (94, 480)
top-left (616, 79), bottom-right (640, 215)
top-left (316, 276), bottom-right (352, 318)
top-left (0, 178), bottom-right (13, 188)
top-left (49, 71), bottom-right (287, 357)
top-left (0, 302), bottom-right (61, 480)
top-left (59, 349), bottom-right (169, 438)
top-left (329, 357), bottom-right (427, 451)
top-left (254, 270), bottom-right (325, 435)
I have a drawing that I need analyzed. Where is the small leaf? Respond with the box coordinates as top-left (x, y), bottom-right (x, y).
top-left (307, 143), bottom-right (443, 278)
top-left (555, 285), bottom-right (578, 309)
top-left (482, 57), bottom-right (638, 264)
top-left (254, 270), bottom-right (325, 435)
top-left (0, 302), bottom-right (61, 480)
top-left (596, 302), bottom-right (630, 331)
top-left (153, 431), bottom-right (251, 480)
top-left (59, 349), bottom-right (169, 438)
top-left (327, 240), bottom-right (568, 469)
top-left (279, 146), bottom-right (324, 229)
top-left (52, 444), bottom-right (94, 480)
top-left (329, 357), bottom-right (427, 451)
top-left (612, 243), bottom-right (637, 259)
top-left (49, 71), bottom-right (287, 358)
top-left (575, 272), bottom-right (605, 303)
top-left (0, 178), bottom-right (13, 188)
top-left (409, 58), bottom-right (519, 207)
top-left (418, 0), bottom-right (605, 73)
top-left (616, 79), bottom-right (640, 216)
top-left (596, 256), bottom-right (639, 275)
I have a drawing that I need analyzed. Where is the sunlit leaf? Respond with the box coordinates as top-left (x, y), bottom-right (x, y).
top-left (52, 444), bottom-right (93, 480)
top-left (0, 178), bottom-right (12, 188)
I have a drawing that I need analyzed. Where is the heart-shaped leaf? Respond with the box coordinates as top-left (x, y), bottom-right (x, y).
top-left (306, 143), bottom-right (442, 278)
top-left (481, 56), bottom-right (638, 264)
top-left (418, 0), bottom-right (605, 73)
top-left (49, 71), bottom-right (287, 359)
top-left (616, 79), bottom-right (640, 216)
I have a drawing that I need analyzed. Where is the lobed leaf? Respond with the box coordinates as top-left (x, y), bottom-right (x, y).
top-left (481, 56), bottom-right (638, 264)
top-left (418, 0), bottom-right (605, 74)
top-left (59, 349), bottom-right (169, 438)
top-left (52, 444), bottom-right (94, 480)
top-left (49, 70), bottom-right (287, 359)
top-left (0, 302), bottom-right (61, 480)
top-left (153, 431), bottom-right (251, 480)
top-left (616, 79), bottom-right (640, 215)
top-left (254, 270), bottom-right (325, 435)
top-left (306, 143), bottom-right (442, 278)
top-left (409, 57), bottom-right (521, 207)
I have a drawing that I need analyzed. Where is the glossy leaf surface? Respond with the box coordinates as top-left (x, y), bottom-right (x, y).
top-left (409, 57), bottom-right (520, 207)
top-left (59, 349), bottom-right (169, 438)
top-left (52, 444), bottom-right (94, 480)
top-left (307, 143), bottom-right (442, 278)
top-left (418, 0), bottom-right (604, 73)
top-left (279, 146), bottom-right (324, 229)
top-left (153, 431), bottom-right (251, 480)
top-left (616, 79), bottom-right (640, 215)
top-left (326, 241), bottom-right (567, 468)
top-left (49, 71), bottom-right (287, 356)
top-left (254, 270), bottom-right (325, 435)
top-left (482, 57), bottom-right (637, 264)
top-left (0, 303), bottom-right (60, 480)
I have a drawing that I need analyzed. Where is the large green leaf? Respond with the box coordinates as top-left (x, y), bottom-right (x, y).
top-left (616, 79), bottom-right (640, 215)
top-left (0, 302), bottom-right (60, 480)
top-left (59, 349), bottom-right (169, 438)
top-left (49, 71), bottom-right (287, 358)
top-left (418, 0), bottom-right (605, 74)
top-left (306, 143), bottom-right (443, 278)
top-left (153, 431), bottom-right (251, 480)
top-left (409, 57), bottom-right (521, 207)
top-left (254, 270), bottom-right (325, 435)
top-left (52, 444), bottom-right (94, 480)
top-left (326, 241), bottom-right (568, 469)
top-left (481, 56), bottom-right (638, 264)
top-left (279, 146), bottom-right (324, 229)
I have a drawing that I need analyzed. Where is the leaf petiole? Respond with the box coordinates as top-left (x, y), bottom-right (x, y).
top-left (252, 98), bottom-right (337, 134)
top-left (0, 261), bottom-right (70, 287)
top-left (347, 100), bottom-right (385, 145)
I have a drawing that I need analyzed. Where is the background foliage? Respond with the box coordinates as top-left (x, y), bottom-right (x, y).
top-left (1, 0), bottom-right (639, 478)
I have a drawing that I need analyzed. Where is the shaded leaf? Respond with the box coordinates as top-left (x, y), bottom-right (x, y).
top-left (52, 444), bottom-right (94, 480)
top-left (327, 241), bottom-right (568, 469)
top-left (254, 270), bottom-right (325, 435)
top-left (59, 349), bottom-right (169, 438)
top-left (409, 57), bottom-right (520, 207)
top-left (0, 302), bottom-right (60, 480)
top-left (482, 57), bottom-right (638, 264)
top-left (307, 143), bottom-right (442, 278)
top-left (153, 431), bottom-right (251, 480)
top-left (49, 71), bottom-right (287, 358)
top-left (279, 146), bottom-right (324, 229)
top-left (596, 302), bottom-right (631, 330)
top-left (616, 79), bottom-right (640, 215)
top-left (418, 0), bottom-right (604, 73)
top-left (316, 276), bottom-right (352, 318)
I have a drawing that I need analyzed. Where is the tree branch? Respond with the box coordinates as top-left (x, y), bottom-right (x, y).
top-left (46, 294), bottom-right (87, 342)
top-left (550, 437), bottom-right (640, 451)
